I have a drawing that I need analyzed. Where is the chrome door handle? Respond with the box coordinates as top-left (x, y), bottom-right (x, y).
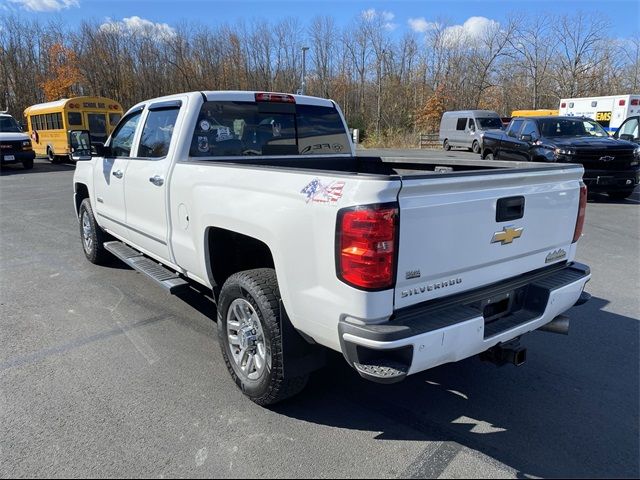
top-left (112, 170), bottom-right (123, 179)
top-left (149, 175), bottom-right (164, 186)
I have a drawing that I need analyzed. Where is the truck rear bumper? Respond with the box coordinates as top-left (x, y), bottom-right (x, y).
top-left (338, 262), bottom-right (590, 383)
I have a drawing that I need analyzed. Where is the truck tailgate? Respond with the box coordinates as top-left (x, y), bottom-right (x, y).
top-left (394, 165), bottom-right (584, 309)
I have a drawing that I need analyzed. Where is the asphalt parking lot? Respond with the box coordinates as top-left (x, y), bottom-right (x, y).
top-left (1, 154), bottom-right (638, 478)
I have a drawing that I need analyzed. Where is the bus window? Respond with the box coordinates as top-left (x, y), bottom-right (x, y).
top-left (68, 112), bottom-right (83, 126)
top-left (109, 113), bottom-right (122, 127)
top-left (87, 113), bottom-right (108, 143)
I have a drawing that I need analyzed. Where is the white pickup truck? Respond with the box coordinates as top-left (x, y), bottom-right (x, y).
top-left (71, 91), bottom-right (591, 405)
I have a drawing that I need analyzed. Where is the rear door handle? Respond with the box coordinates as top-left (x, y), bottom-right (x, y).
top-left (149, 175), bottom-right (164, 186)
top-left (112, 170), bottom-right (123, 179)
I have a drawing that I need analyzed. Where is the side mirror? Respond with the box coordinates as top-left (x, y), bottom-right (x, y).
top-left (620, 133), bottom-right (635, 141)
top-left (521, 134), bottom-right (533, 142)
top-left (69, 130), bottom-right (93, 161)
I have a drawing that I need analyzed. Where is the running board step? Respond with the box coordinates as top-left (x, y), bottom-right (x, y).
top-left (104, 241), bottom-right (188, 294)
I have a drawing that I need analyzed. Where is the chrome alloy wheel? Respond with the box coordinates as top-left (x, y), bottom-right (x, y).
top-left (226, 298), bottom-right (268, 381)
top-left (81, 211), bottom-right (93, 253)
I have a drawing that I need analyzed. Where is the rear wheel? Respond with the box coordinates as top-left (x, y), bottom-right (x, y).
top-left (472, 140), bottom-right (480, 154)
top-left (443, 140), bottom-right (451, 151)
top-left (608, 190), bottom-right (634, 200)
top-left (47, 147), bottom-right (61, 164)
top-left (218, 268), bottom-right (308, 406)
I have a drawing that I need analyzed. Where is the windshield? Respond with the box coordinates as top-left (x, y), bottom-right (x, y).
top-left (0, 116), bottom-right (22, 133)
top-left (538, 118), bottom-right (609, 138)
top-left (190, 101), bottom-right (350, 157)
top-left (477, 117), bottom-right (503, 130)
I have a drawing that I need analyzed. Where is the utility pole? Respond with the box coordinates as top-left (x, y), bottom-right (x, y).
top-left (301, 46), bottom-right (309, 95)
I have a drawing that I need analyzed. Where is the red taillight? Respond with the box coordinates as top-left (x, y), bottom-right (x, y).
top-left (619, 99), bottom-right (626, 106)
top-left (573, 182), bottom-right (587, 243)
top-left (255, 92), bottom-right (296, 103)
top-left (561, 102), bottom-right (567, 108)
top-left (631, 99), bottom-right (639, 106)
top-left (337, 204), bottom-right (398, 290)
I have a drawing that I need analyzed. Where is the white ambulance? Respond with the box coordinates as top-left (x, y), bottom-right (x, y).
top-left (558, 94), bottom-right (640, 133)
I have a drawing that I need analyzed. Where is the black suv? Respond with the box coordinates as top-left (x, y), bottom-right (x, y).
top-left (482, 116), bottom-right (640, 200)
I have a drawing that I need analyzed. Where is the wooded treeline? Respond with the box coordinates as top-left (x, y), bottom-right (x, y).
top-left (1, 11), bottom-right (638, 144)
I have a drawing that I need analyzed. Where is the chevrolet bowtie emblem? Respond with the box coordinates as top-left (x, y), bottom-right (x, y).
top-left (492, 227), bottom-right (523, 245)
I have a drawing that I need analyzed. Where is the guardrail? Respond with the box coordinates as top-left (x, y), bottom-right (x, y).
top-left (419, 133), bottom-right (440, 149)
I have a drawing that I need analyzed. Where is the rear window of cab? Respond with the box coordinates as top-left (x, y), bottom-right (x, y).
top-left (189, 101), bottom-right (350, 157)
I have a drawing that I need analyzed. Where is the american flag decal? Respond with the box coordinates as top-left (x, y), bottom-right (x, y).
top-left (301, 178), bottom-right (345, 204)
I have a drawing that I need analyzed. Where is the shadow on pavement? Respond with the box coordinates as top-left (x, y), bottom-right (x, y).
top-left (0, 158), bottom-right (75, 175)
top-left (256, 296), bottom-right (638, 478)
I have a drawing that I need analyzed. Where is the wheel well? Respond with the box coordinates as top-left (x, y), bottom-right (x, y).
top-left (74, 183), bottom-right (89, 217)
top-left (206, 227), bottom-right (275, 290)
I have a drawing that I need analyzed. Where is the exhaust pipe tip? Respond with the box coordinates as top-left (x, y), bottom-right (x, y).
top-left (539, 315), bottom-right (570, 335)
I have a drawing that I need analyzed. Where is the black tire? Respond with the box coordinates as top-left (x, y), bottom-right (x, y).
top-left (607, 190), bottom-right (634, 200)
top-left (78, 198), bottom-right (109, 264)
top-left (484, 152), bottom-right (495, 160)
top-left (217, 268), bottom-right (308, 406)
top-left (22, 158), bottom-right (34, 169)
top-left (472, 141), bottom-right (480, 154)
top-left (47, 147), bottom-right (61, 164)
top-left (443, 139), bottom-right (451, 151)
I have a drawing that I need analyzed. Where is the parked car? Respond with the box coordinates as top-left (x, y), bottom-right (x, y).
top-left (612, 115), bottom-right (639, 144)
top-left (481, 116), bottom-right (640, 200)
top-left (71, 91), bottom-right (591, 405)
top-left (0, 112), bottom-right (35, 170)
top-left (439, 110), bottom-right (504, 153)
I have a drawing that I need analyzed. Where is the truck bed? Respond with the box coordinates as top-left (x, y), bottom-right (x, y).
top-left (200, 155), bottom-right (581, 178)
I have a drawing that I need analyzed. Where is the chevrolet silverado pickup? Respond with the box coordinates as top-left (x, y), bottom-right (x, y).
top-left (71, 91), bottom-right (591, 405)
top-left (481, 115), bottom-right (640, 200)
top-left (0, 113), bottom-right (35, 169)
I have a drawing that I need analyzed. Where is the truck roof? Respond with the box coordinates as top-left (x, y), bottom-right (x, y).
top-left (126, 91), bottom-right (336, 115)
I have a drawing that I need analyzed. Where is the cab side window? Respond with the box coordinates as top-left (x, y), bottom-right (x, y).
top-left (456, 118), bottom-right (467, 130)
top-left (138, 108), bottom-right (180, 158)
top-left (507, 119), bottom-right (524, 138)
top-left (110, 111), bottom-right (142, 157)
top-left (620, 118), bottom-right (639, 140)
top-left (520, 120), bottom-right (539, 140)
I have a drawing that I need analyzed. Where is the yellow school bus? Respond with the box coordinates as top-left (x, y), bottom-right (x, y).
top-left (511, 109), bottom-right (559, 117)
top-left (24, 96), bottom-right (123, 162)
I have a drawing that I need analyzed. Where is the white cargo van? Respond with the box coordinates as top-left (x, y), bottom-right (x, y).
top-left (558, 94), bottom-right (640, 133)
top-left (439, 110), bottom-right (503, 153)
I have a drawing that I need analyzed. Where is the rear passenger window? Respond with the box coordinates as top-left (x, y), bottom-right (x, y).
top-left (456, 118), bottom-right (467, 130)
top-left (138, 108), bottom-right (180, 158)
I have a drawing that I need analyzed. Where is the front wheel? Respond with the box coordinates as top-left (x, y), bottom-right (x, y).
top-left (608, 190), bottom-right (634, 200)
top-left (22, 158), bottom-right (34, 170)
top-left (218, 269), bottom-right (308, 406)
top-left (443, 140), bottom-right (451, 151)
top-left (484, 152), bottom-right (495, 160)
top-left (78, 198), bottom-right (109, 264)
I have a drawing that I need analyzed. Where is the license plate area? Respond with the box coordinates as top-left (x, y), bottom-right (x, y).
top-left (596, 176), bottom-right (615, 185)
top-left (4, 154), bottom-right (15, 161)
top-left (471, 286), bottom-right (527, 325)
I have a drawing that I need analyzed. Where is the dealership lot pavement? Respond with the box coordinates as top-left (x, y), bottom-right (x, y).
top-left (1, 154), bottom-right (638, 478)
